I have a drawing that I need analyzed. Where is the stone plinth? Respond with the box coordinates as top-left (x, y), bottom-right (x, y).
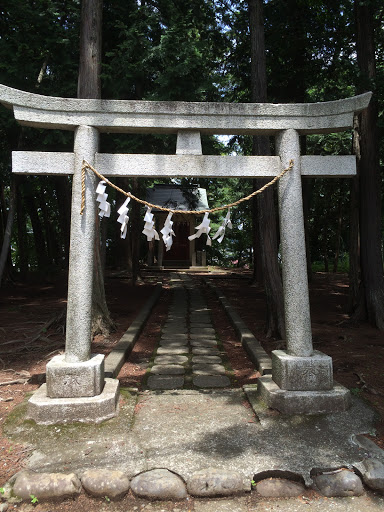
top-left (272, 350), bottom-right (333, 391)
top-left (46, 354), bottom-right (105, 398)
top-left (257, 375), bottom-right (351, 415)
top-left (27, 379), bottom-right (120, 424)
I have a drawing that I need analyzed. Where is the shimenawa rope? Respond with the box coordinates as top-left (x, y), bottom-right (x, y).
top-left (80, 159), bottom-right (294, 216)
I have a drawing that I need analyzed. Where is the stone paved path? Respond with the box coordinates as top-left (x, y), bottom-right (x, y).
top-left (147, 273), bottom-right (231, 390)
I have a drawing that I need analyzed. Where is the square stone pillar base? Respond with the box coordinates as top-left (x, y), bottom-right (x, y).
top-left (27, 378), bottom-right (120, 425)
top-left (46, 354), bottom-right (105, 398)
top-left (272, 350), bottom-right (333, 391)
top-left (257, 375), bottom-right (351, 415)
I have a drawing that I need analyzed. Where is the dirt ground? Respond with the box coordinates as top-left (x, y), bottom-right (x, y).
top-left (0, 269), bottom-right (383, 510)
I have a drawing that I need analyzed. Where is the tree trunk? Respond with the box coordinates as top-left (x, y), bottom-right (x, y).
top-left (78, 0), bottom-right (115, 334)
top-left (24, 192), bottom-right (48, 272)
top-left (15, 177), bottom-right (28, 279)
top-left (351, 0), bottom-right (384, 329)
top-left (54, 177), bottom-right (71, 267)
top-left (0, 177), bottom-right (16, 286)
top-left (248, 0), bottom-right (285, 338)
top-left (333, 181), bottom-right (344, 273)
top-left (349, 116), bottom-right (360, 312)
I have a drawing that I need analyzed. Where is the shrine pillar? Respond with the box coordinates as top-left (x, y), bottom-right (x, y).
top-left (256, 128), bottom-right (351, 414)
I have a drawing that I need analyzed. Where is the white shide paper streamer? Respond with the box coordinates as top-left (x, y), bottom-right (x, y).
top-left (160, 212), bottom-right (176, 251)
top-left (96, 181), bottom-right (111, 218)
top-left (117, 197), bottom-right (130, 239)
top-left (188, 212), bottom-right (212, 246)
top-left (142, 207), bottom-right (160, 241)
top-left (212, 209), bottom-right (232, 243)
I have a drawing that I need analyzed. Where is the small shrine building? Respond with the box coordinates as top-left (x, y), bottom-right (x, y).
top-left (146, 184), bottom-right (209, 269)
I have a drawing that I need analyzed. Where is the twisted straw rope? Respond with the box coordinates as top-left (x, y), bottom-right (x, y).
top-left (80, 158), bottom-right (294, 216)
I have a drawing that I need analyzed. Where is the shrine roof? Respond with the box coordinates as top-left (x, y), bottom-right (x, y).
top-left (146, 184), bottom-right (209, 212)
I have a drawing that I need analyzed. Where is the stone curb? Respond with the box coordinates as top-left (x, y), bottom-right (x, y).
top-left (104, 282), bottom-right (163, 378)
top-left (6, 464), bottom-right (384, 503)
top-left (204, 279), bottom-right (272, 375)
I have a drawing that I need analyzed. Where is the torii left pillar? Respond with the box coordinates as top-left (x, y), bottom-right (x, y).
top-left (28, 126), bottom-right (120, 424)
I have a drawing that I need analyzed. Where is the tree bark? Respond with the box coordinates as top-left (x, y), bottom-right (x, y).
top-left (78, 0), bottom-right (115, 334)
top-left (248, 0), bottom-right (285, 338)
top-left (349, 116), bottom-right (360, 312)
top-left (0, 177), bottom-right (16, 286)
top-left (23, 191), bottom-right (48, 272)
top-left (15, 177), bottom-right (28, 279)
top-left (351, 0), bottom-right (384, 329)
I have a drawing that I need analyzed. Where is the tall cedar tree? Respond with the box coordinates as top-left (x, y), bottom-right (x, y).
top-left (248, 0), bottom-right (285, 338)
top-left (78, 0), bottom-right (115, 334)
top-left (352, 0), bottom-right (384, 329)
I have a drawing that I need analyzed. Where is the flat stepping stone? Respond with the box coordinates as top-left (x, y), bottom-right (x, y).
top-left (191, 339), bottom-right (218, 348)
top-left (156, 347), bottom-right (189, 355)
top-left (163, 321), bottom-right (187, 328)
top-left (151, 365), bottom-right (185, 375)
top-left (147, 375), bottom-right (184, 390)
top-left (190, 318), bottom-right (211, 325)
top-left (190, 313), bottom-right (211, 319)
top-left (193, 375), bottom-right (231, 388)
top-left (159, 340), bottom-right (188, 348)
top-left (192, 355), bottom-right (222, 364)
top-left (192, 347), bottom-right (220, 356)
top-left (190, 334), bottom-right (217, 341)
top-left (193, 364), bottom-right (226, 375)
top-left (190, 328), bottom-right (216, 335)
top-left (161, 333), bottom-right (188, 341)
top-left (154, 355), bottom-right (189, 365)
top-left (162, 327), bottom-right (188, 335)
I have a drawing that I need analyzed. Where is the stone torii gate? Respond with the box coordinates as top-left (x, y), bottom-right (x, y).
top-left (0, 84), bottom-right (371, 422)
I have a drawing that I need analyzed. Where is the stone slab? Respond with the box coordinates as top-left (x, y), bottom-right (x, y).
top-left (272, 350), bottom-right (333, 391)
top-left (150, 365), bottom-right (185, 375)
top-left (147, 375), bottom-right (184, 390)
top-left (156, 347), bottom-right (189, 355)
top-left (161, 334), bottom-right (188, 342)
top-left (46, 353), bottom-right (104, 398)
top-left (132, 389), bottom-right (376, 486)
top-left (190, 328), bottom-right (216, 336)
top-left (192, 356), bottom-right (222, 364)
top-left (193, 375), bottom-right (231, 388)
top-left (153, 355), bottom-right (189, 365)
top-left (191, 339), bottom-right (218, 347)
top-left (192, 347), bottom-right (221, 356)
top-left (159, 339), bottom-right (189, 347)
top-left (27, 379), bottom-right (120, 424)
top-left (10, 388), bottom-right (380, 492)
top-left (256, 375), bottom-right (351, 415)
top-left (192, 364), bottom-right (227, 375)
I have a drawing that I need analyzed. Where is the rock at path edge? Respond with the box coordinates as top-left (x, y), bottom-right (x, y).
top-left (130, 469), bottom-right (187, 500)
top-left (187, 468), bottom-right (244, 497)
top-left (13, 471), bottom-right (81, 500)
top-left (81, 469), bottom-right (130, 499)
top-left (313, 469), bottom-right (364, 497)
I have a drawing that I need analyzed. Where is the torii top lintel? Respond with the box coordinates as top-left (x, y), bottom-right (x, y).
top-left (0, 84), bottom-right (372, 135)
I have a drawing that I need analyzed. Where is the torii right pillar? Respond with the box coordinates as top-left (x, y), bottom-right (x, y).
top-left (257, 128), bottom-right (351, 414)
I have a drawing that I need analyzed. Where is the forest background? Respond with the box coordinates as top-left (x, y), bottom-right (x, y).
top-left (0, 0), bottom-right (383, 338)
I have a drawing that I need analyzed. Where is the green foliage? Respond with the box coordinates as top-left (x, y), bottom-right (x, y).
top-left (0, 0), bottom-right (383, 278)
top-left (30, 494), bottom-right (39, 505)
